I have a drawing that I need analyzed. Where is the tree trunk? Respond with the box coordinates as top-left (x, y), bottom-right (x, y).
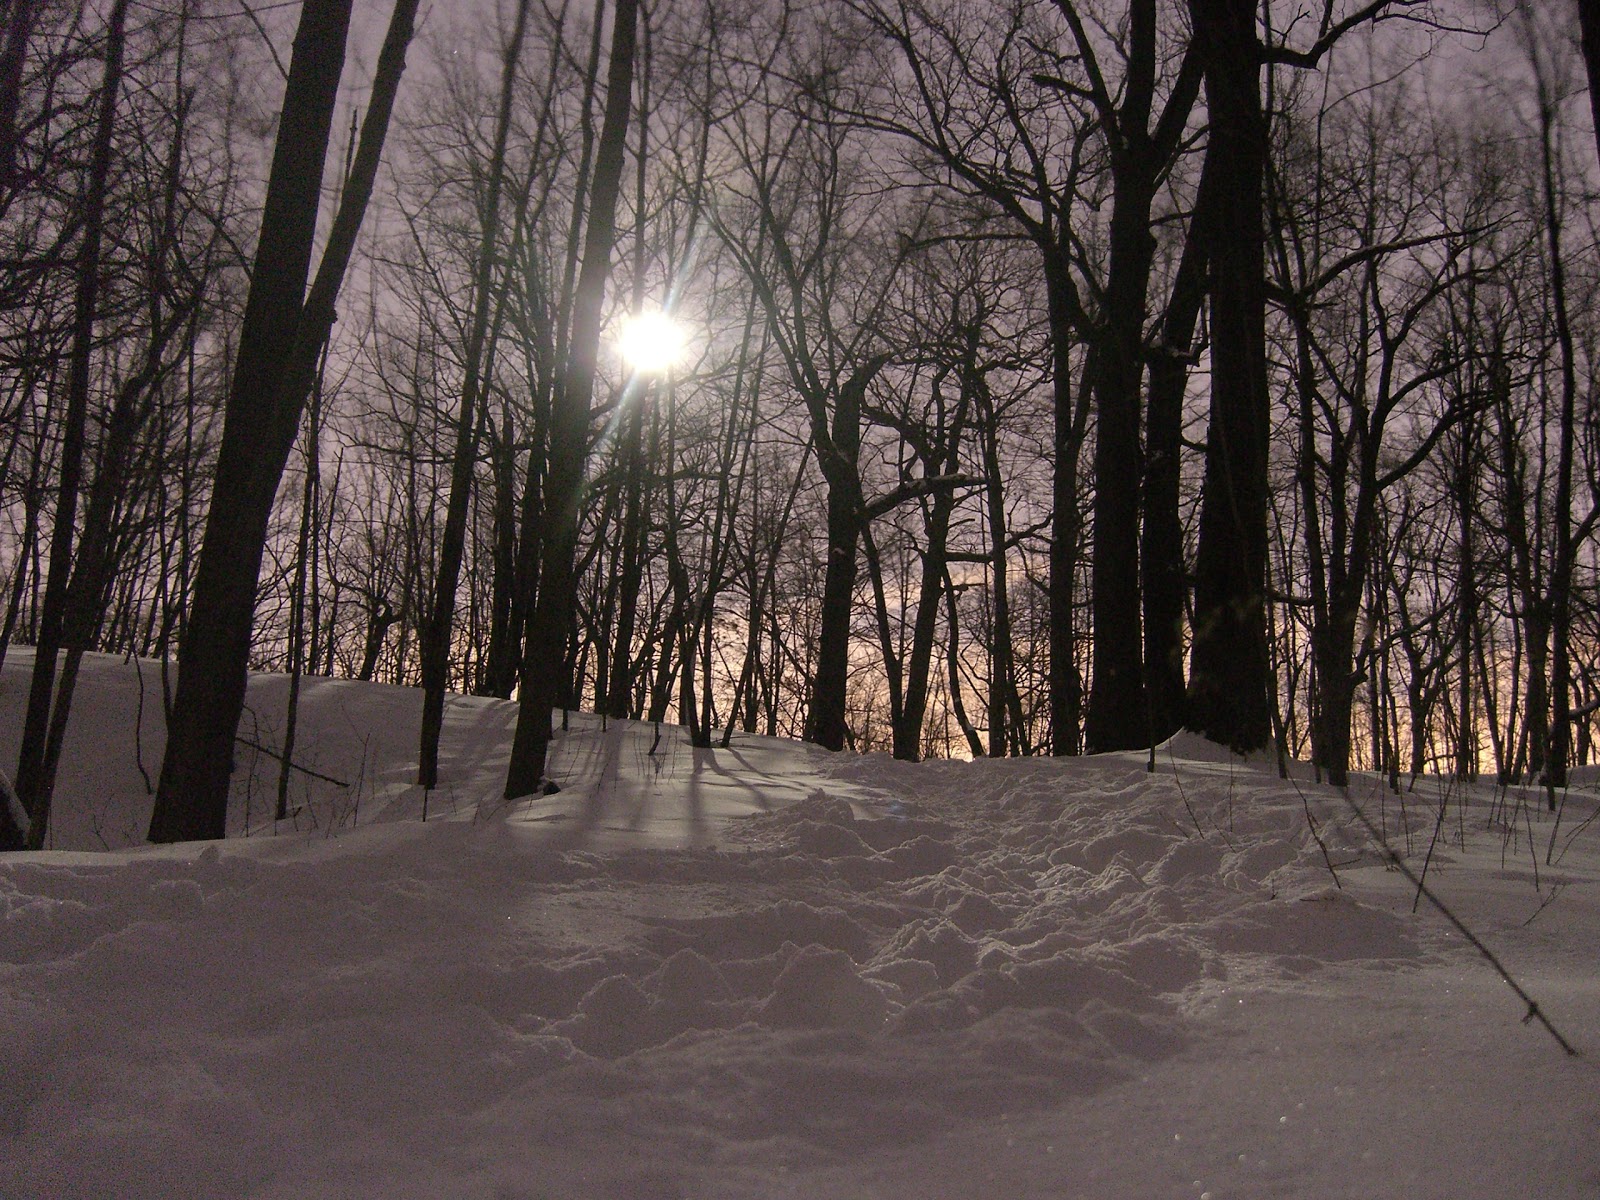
top-left (1085, 146), bottom-right (1157, 755)
top-left (1537, 64), bottom-right (1579, 798)
top-left (1579, 0), bottom-right (1600, 172)
top-left (808, 404), bottom-right (863, 752)
top-left (279, 359), bottom-right (325, 822)
top-left (897, 492), bottom-right (953, 761)
top-left (1183, 0), bottom-right (1272, 752)
top-left (1142, 153), bottom-right (1214, 744)
top-left (417, 0), bottom-right (531, 787)
top-left (943, 568), bottom-right (987, 759)
top-left (605, 391), bottom-right (649, 718)
top-left (1047, 263), bottom-right (1090, 754)
top-left (483, 406), bottom-right (522, 698)
top-left (505, 0), bottom-right (639, 797)
top-left (0, 0), bottom-right (41, 194)
top-left (1454, 425), bottom-right (1479, 779)
top-left (9, 0), bottom-right (131, 851)
top-left (149, 0), bottom-right (418, 842)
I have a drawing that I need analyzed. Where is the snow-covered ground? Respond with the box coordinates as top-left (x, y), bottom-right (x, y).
top-left (2, 650), bottom-right (1597, 1199)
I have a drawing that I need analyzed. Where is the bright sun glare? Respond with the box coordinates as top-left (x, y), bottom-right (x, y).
top-left (618, 311), bottom-right (687, 374)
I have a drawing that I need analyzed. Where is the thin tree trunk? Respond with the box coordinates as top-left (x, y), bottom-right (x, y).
top-left (1537, 68), bottom-right (1579, 798)
top-left (0, 0), bottom-right (41, 194)
top-left (1047, 264), bottom-right (1091, 755)
top-left (605, 393), bottom-right (649, 718)
top-left (901, 435), bottom-right (963, 759)
top-left (417, 0), bottom-right (532, 787)
top-left (9, 0), bottom-right (132, 851)
top-left (943, 568), bottom-right (987, 759)
top-left (278, 354), bottom-right (326, 822)
top-left (482, 405), bottom-right (521, 698)
top-left (505, 0), bottom-right (639, 796)
top-left (0, 403), bottom-right (46, 676)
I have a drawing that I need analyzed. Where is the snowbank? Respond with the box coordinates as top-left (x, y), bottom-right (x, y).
top-left (1, 654), bottom-right (1596, 1198)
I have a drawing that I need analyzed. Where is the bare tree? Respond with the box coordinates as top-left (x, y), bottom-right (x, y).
top-left (150, 0), bottom-right (420, 843)
top-left (505, 0), bottom-right (640, 796)
top-left (5, 0), bottom-right (133, 851)
top-left (416, 0), bottom-right (534, 789)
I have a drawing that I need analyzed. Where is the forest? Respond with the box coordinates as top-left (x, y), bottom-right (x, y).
top-left (0, 0), bottom-right (1597, 848)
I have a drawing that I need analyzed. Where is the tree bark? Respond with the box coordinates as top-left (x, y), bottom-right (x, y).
top-left (1579, 0), bottom-right (1600, 171)
top-left (605, 391), bottom-right (649, 718)
top-left (1083, 157), bottom-right (1154, 752)
top-left (1076, 0), bottom-right (1202, 753)
top-left (0, 0), bottom-right (41, 195)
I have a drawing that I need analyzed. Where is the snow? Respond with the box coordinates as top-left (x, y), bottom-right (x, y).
top-left (2, 651), bottom-right (1598, 1198)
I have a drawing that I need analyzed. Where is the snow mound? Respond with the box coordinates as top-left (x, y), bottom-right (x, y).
top-left (3, 653), bottom-right (1596, 1198)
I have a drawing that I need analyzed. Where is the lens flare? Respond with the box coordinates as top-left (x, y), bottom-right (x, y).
top-left (618, 311), bottom-right (687, 373)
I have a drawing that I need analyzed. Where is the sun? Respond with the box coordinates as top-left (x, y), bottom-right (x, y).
top-left (618, 311), bottom-right (687, 374)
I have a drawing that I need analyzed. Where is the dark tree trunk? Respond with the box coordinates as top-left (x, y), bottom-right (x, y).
top-left (0, 0), bottom-right (41, 195)
top-left (1053, 0), bottom-right (1203, 754)
top-left (149, 0), bottom-right (352, 841)
top-left (1084, 164), bottom-right (1153, 752)
top-left (0, 407), bottom-right (46, 679)
top-left (808, 372), bottom-right (867, 752)
top-left (964, 339), bottom-right (1021, 757)
top-left (1538, 67), bottom-right (1579, 797)
top-left (943, 567), bottom-right (987, 759)
top-left (358, 599), bottom-right (397, 681)
top-left (1453, 424), bottom-right (1479, 779)
top-left (1579, 0), bottom-right (1600, 171)
top-left (505, 0), bottom-right (639, 797)
top-left (1142, 150), bottom-right (1215, 745)
top-left (1047, 264), bottom-right (1090, 755)
top-left (279, 363), bottom-right (324, 822)
top-left (483, 406), bottom-right (522, 698)
top-left (605, 392), bottom-right (648, 719)
top-left (418, 0), bottom-right (531, 786)
top-left (897, 483), bottom-right (955, 761)
top-left (149, 0), bottom-right (418, 842)
top-left (1183, 0), bottom-right (1272, 752)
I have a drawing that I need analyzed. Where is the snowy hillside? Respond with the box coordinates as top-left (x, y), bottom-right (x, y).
top-left (1, 653), bottom-right (1597, 1198)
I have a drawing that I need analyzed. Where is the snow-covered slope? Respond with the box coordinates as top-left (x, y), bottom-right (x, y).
top-left (1, 653), bottom-right (1597, 1198)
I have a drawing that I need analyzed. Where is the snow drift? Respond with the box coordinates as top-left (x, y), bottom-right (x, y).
top-left (1, 652), bottom-right (1596, 1198)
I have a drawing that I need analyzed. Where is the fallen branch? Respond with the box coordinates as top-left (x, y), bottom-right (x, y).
top-left (1338, 788), bottom-right (1580, 1058)
top-left (234, 736), bottom-right (349, 788)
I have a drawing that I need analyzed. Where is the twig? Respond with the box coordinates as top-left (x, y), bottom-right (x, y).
top-left (1522, 794), bottom-right (1541, 894)
top-left (234, 735), bottom-right (349, 788)
top-left (1521, 883), bottom-right (1565, 928)
top-left (1164, 743), bottom-right (1235, 849)
top-left (1280, 766), bottom-right (1342, 889)
top-left (1555, 805), bottom-right (1600, 866)
top-left (1339, 791), bottom-right (1581, 1057)
top-left (1414, 782), bottom-right (1451, 914)
top-left (1545, 782), bottom-right (1570, 866)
